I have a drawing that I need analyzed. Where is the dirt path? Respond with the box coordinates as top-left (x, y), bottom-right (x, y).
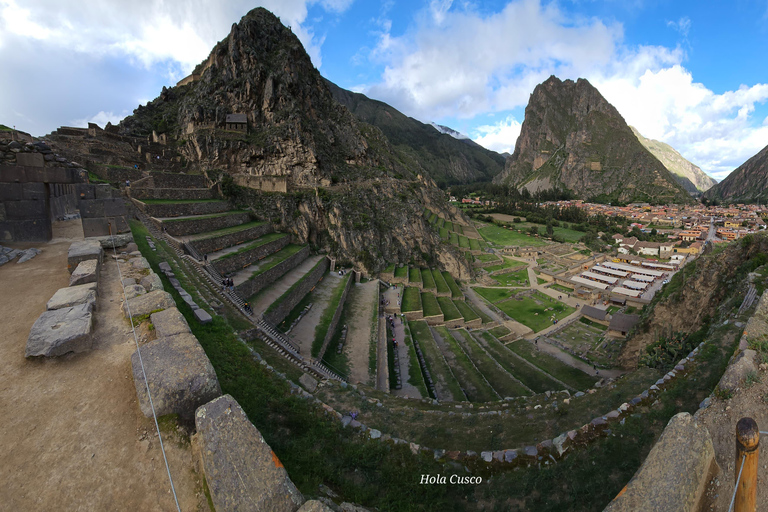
top-left (289, 272), bottom-right (345, 355)
top-left (343, 280), bottom-right (378, 385)
top-left (0, 220), bottom-right (204, 512)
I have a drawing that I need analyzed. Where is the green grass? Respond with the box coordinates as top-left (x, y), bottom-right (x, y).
top-left (403, 326), bottom-right (429, 398)
top-left (474, 253), bottom-right (499, 262)
top-left (456, 330), bottom-right (530, 397)
top-left (162, 210), bottom-right (247, 223)
top-left (453, 299), bottom-right (479, 322)
top-left (213, 232), bottom-right (286, 261)
top-left (537, 277), bottom-right (548, 285)
top-left (579, 317), bottom-right (607, 329)
top-left (386, 322), bottom-right (398, 390)
top-left (484, 257), bottom-right (523, 273)
top-left (266, 258), bottom-right (327, 316)
top-left (550, 283), bottom-right (574, 294)
top-left (408, 266), bottom-right (421, 284)
top-left (393, 266), bottom-right (408, 279)
top-left (455, 224), bottom-right (464, 235)
top-left (477, 332), bottom-right (562, 393)
top-left (494, 291), bottom-right (576, 333)
top-left (478, 225), bottom-right (548, 247)
top-left (607, 306), bottom-right (621, 314)
top-left (431, 269), bottom-right (450, 295)
top-left (384, 263), bottom-right (395, 274)
top-left (489, 267), bottom-right (530, 287)
top-left (437, 217), bottom-right (445, 229)
top-left (139, 198), bottom-right (222, 204)
top-left (507, 340), bottom-right (599, 391)
top-left (311, 274), bottom-right (351, 357)
top-left (428, 212), bottom-right (438, 224)
top-left (449, 232), bottom-right (459, 246)
top-left (444, 221), bottom-right (454, 232)
top-left (246, 244), bottom-right (304, 282)
top-left (438, 227), bottom-right (449, 239)
top-left (434, 327), bottom-right (497, 403)
top-left (489, 325), bottom-right (511, 338)
top-left (409, 321), bottom-right (465, 401)
top-left (441, 272), bottom-right (462, 298)
top-left (420, 268), bottom-right (436, 290)
top-left (458, 235), bottom-right (470, 249)
top-left (469, 238), bottom-right (481, 251)
top-left (401, 286), bottom-right (421, 312)
top-left (474, 287), bottom-right (515, 303)
top-left (421, 292), bottom-right (442, 317)
top-left (437, 296), bottom-right (462, 321)
top-left (191, 220), bottom-right (267, 240)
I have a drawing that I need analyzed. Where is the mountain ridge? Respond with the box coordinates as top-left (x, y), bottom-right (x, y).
top-left (704, 143), bottom-right (768, 203)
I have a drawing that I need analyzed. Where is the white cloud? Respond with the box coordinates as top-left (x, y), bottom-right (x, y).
top-left (667, 16), bottom-right (691, 38)
top-left (71, 111), bottom-right (130, 129)
top-left (471, 116), bottom-right (522, 154)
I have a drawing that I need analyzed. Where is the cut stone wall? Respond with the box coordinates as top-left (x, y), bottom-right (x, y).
top-left (234, 174), bottom-right (289, 193)
top-left (158, 212), bottom-right (251, 237)
top-left (130, 187), bottom-right (216, 201)
top-left (135, 199), bottom-right (230, 218)
top-left (235, 245), bottom-right (310, 299)
top-left (317, 274), bottom-right (354, 360)
top-left (212, 235), bottom-right (290, 276)
top-left (132, 173), bottom-right (208, 189)
top-left (264, 258), bottom-right (330, 326)
top-left (190, 222), bottom-right (273, 255)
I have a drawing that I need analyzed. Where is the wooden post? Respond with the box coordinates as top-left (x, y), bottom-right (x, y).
top-left (735, 417), bottom-right (759, 512)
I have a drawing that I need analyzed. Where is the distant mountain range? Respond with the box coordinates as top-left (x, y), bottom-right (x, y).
top-left (630, 127), bottom-right (717, 194)
top-left (493, 76), bottom-right (694, 204)
top-left (704, 143), bottom-right (768, 203)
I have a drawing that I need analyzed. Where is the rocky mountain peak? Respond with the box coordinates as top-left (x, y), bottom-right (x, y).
top-left (704, 143), bottom-right (768, 202)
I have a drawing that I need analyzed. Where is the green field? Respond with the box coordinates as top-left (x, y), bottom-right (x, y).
top-left (213, 232), bottom-right (286, 262)
top-left (421, 268), bottom-right (436, 290)
top-left (421, 292), bottom-right (442, 317)
top-left (489, 325), bottom-right (511, 338)
top-left (508, 340), bottom-right (599, 391)
top-left (550, 283), bottom-right (574, 294)
top-left (442, 272), bottom-right (463, 298)
top-left (474, 287), bottom-right (515, 303)
top-left (189, 220), bottom-right (267, 240)
top-left (403, 326), bottom-right (430, 398)
top-left (476, 332), bottom-right (561, 393)
top-left (428, 212), bottom-right (438, 224)
top-left (449, 232), bottom-right (459, 245)
top-left (311, 274), bottom-right (351, 357)
top-left (484, 257), bottom-right (523, 273)
top-left (384, 263), bottom-right (396, 274)
top-left (515, 222), bottom-right (585, 243)
top-left (475, 253), bottom-right (499, 263)
top-left (402, 286), bottom-right (421, 312)
top-left (494, 291), bottom-right (576, 333)
top-left (454, 330), bottom-right (530, 397)
top-left (437, 296), bottom-right (462, 321)
top-left (453, 299), bottom-right (479, 322)
top-left (478, 225), bottom-right (548, 247)
top-left (431, 269), bottom-right (450, 295)
top-left (434, 327), bottom-right (497, 403)
top-left (245, 244), bottom-right (304, 285)
top-left (458, 235), bottom-right (470, 249)
top-left (469, 238), bottom-right (481, 251)
top-left (393, 266), bottom-right (408, 279)
top-left (439, 227), bottom-right (449, 239)
top-left (409, 321), bottom-right (465, 401)
top-left (409, 267), bottom-right (421, 284)
top-left (489, 267), bottom-right (529, 287)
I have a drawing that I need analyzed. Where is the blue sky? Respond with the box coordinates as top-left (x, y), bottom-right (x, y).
top-left (1, 0), bottom-right (767, 181)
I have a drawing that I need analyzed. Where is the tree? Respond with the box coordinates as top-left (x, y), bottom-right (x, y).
top-left (529, 226), bottom-right (539, 235)
top-left (546, 220), bottom-right (554, 237)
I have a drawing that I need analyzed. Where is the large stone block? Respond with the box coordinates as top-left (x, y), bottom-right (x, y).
top-left (604, 412), bottom-right (717, 512)
top-left (140, 271), bottom-right (164, 292)
top-left (22, 182), bottom-right (46, 201)
top-left (0, 219), bottom-right (52, 242)
top-left (67, 239), bottom-right (103, 273)
top-left (194, 395), bottom-right (304, 512)
top-left (47, 283), bottom-right (97, 310)
top-left (0, 182), bottom-right (23, 201)
top-left (150, 307), bottom-right (191, 338)
top-left (131, 333), bottom-right (221, 418)
top-left (122, 289), bottom-right (175, 318)
top-left (76, 184), bottom-right (95, 200)
top-left (94, 184), bottom-right (112, 199)
top-left (69, 259), bottom-right (99, 287)
top-left (16, 152), bottom-right (44, 167)
top-left (718, 349), bottom-right (757, 393)
top-left (5, 200), bottom-right (47, 220)
top-left (103, 198), bottom-right (126, 217)
top-left (25, 303), bottom-right (93, 357)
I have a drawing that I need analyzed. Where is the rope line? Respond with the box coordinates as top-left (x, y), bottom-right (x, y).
top-left (109, 230), bottom-right (182, 512)
top-left (728, 454), bottom-right (747, 512)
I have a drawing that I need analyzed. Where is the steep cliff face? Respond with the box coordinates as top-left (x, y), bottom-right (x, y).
top-left (493, 76), bottom-right (693, 204)
top-left (704, 144), bottom-right (768, 203)
top-left (326, 79), bottom-right (506, 186)
top-left (630, 127), bottom-right (717, 194)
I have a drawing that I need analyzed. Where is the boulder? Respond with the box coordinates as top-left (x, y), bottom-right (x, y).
top-left (17, 248), bottom-right (41, 264)
top-left (604, 413), bottom-right (717, 512)
top-left (124, 284), bottom-right (146, 300)
top-left (194, 395), bottom-right (304, 512)
top-left (122, 278), bottom-right (136, 287)
top-left (47, 283), bottom-right (97, 310)
top-left (130, 256), bottom-right (150, 270)
top-left (718, 349), bottom-right (758, 393)
top-left (140, 272), bottom-right (163, 292)
top-left (67, 240), bottom-right (102, 273)
top-left (131, 332), bottom-right (221, 419)
top-left (193, 308), bottom-right (213, 324)
top-left (298, 501), bottom-right (334, 512)
top-left (89, 233), bottom-right (133, 249)
top-left (69, 259), bottom-right (99, 287)
top-left (25, 304), bottom-right (93, 357)
top-left (299, 373), bottom-right (318, 393)
top-left (125, 242), bottom-right (139, 253)
top-left (150, 307), bottom-right (191, 338)
top-left (123, 290), bottom-right (175, 319)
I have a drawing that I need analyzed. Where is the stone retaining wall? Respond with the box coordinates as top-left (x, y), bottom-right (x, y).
top-left (264, 257), bottom-right (330, 326)
top-left (404, 310), bottom-right (424, 321)
top-left (189, 222), bottom-right (273, 255)
top-left (132, 172), bottom-right (209, 189)
top-left (235, 245), bottom-right (310, 299)
top-left (130, 187), bottom-right (216, 201)
top-left (158, 212), bottom-right (251, 237)
top-left (90, 165), bottom-right (144, 183)
top-left (212, 235), bottom-right (290, 276)
top-left (317, 274), bottom-right (354, 361)
top-left (423, 314), bottom-right (445, 326)
top-left (135, 199), bottom-right (231, 218)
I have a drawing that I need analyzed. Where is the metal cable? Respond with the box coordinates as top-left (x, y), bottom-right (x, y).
top-left (109, 229), bottom-right (181, 512)
top-left (728, 454), bottom-right (747, 512)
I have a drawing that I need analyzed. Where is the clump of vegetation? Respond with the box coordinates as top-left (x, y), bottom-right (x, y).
top-left (640, 317), bottom-right (710, 370)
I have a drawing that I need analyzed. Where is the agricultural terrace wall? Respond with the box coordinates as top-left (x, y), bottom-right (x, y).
top-left (463, 318), bottom-right (482, 329)
top-left (190, 223), bottom-right (273, 255)
top-left (134, 199), bottom-right (230, 218)
top-left (423, 314), bottom-right (445, 326)
top-left (264, 258), bottom-right (330, 326)
top-left (130, 187), bottom-right (216, 201)
top-left (158, 212), bottom-right (251, 237)
top-left (90, 165), bottom-right (144, 183)
top-left (317, 274), bottom-right (354, 361)
top-left (235, 245), bottom-right (310, 298)
top-left (212, 235), bottom-right (290, 276)
top-left (404, 311), bottom-right (424, 321)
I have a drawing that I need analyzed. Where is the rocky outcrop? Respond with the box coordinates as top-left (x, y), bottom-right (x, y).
top-left (704, 143), bottom-right (768, 202)
top-left (494, 76), bottom-right (693, 204)
top-left (630, 127), bottom-right (716, 193)
top-left (25, 303), bottom-right (93, 357)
